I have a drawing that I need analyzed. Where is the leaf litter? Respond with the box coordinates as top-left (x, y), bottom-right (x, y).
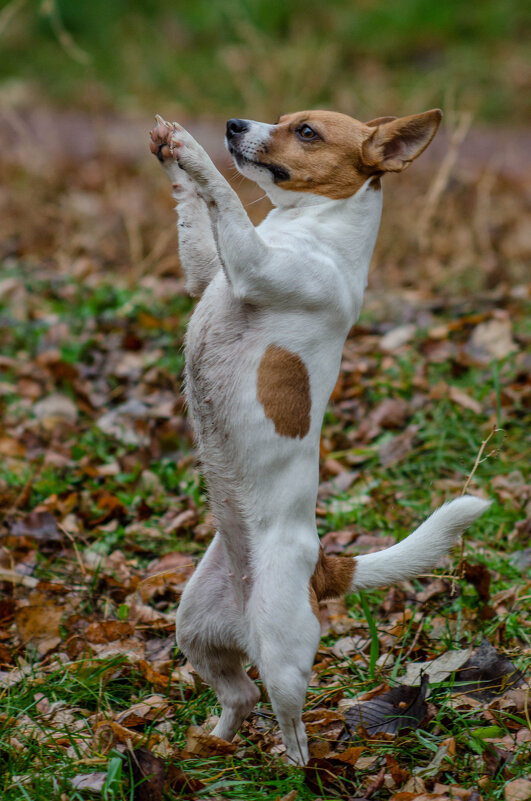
top-left (0, 110), bottom-right (530, 799)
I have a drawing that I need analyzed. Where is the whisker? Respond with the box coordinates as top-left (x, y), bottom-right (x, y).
top-left (244, 193), bottom-right (268, 208)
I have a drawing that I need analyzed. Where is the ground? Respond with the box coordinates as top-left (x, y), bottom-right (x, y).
top-left (0, 109), bottom-right (529, 800)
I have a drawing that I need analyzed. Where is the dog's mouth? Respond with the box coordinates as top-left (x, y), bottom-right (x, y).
top-left (228, 145), bottom-right (290, 184)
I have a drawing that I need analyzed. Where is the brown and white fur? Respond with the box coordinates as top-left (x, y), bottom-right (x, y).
top-left (149, 109), bottom-right (489, 765)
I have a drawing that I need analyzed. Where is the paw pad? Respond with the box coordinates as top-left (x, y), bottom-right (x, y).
top-left (149, 116), bottom-right (181, 162)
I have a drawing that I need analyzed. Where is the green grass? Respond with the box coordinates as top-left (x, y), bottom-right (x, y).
top-left (1, 0), bottom-right (530, 121)
top-left (0, 261), bottom-right (529, 799)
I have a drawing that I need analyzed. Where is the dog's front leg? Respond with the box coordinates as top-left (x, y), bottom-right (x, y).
top-left (150, 119), bottom-right (222, 297)
top-left (153, 118), bottom-right (271, 302)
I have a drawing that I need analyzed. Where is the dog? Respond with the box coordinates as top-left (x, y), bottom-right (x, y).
top-left (149, 109), bottom-right (489, 765)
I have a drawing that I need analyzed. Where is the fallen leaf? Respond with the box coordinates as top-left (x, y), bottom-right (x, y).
top-left (140, 552), bottom-right (195, 601)
top-left (380, 324), bottom-right (416, 352)
top-left (467, 316), bottom-right (517, 362)
top-left (85, 621), bottom-right (135, 644)
top-left (185, 725), bottom-right (237, 756)
top-left (457, 640), bottom-right (526, 700)
top-left (379, 426), bottom-right (419, 467)
top-left (116, 695), bottom-right (173, 727)
top-left (15, 603), bottom-right (63, 655)
top-left (8, 511), bottom-right (62, 542)
top-left (33, 393), bottom-right (78, 427)
top-left (505, 779), bottom-right (531, 801)
top-left (331, 745), bottom-right (365, 765)
top-left (129, 748), bottom-right (165, 801)
top-left (448, 386), bottom-right (483, 415)
top-left (385, 753), bottom-right (410, 786)
top-left (397, 648), bottom-right (473, 686)
top-left (331, 635), bottom-right (370, 659)
top-left (345, 674), bottom-right (429, 736)
top-left (415, 737), bottom-right (456, 779)
top-left (371, 398), bottom-right (411, 429)
top-left (510, 547), bottom-right (531, 572)
top-left (304, 757), bottom-right (348, 795)
top-left (94, 720), bottom-right (161, 753)
top-left (401, 776), bottom-right (426, 793)
top-left (70, 772), bottom-right (107, 792)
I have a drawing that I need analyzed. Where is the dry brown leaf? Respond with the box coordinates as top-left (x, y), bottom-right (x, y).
top-left (332, 745), bottom-right (365, 765)
top-left (505, 780), bottom-right (531, 801)
top-left (448, 386), bottom-right (483, 415)
top-left (185, 725), bottom-right (237, 756)
top-left (140, 552), bottom-right (195, 601)
top-left (85, 621), bottom-right (135, 644)
top-left (379, 425), bottom-right (419, 467)
top-left (15, 603), bottom-right (63, 655)
top-left (116, 695), bottom-right (173, 727)
top-left (276, 791), bottom-right (298, 801)
top-left (94, 720), bottom-right (162, 753)
top-left (371, 398), bottom-right (411, 429)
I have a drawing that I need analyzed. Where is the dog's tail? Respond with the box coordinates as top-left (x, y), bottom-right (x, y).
top-left (350, 495), bottom-right (490, 591)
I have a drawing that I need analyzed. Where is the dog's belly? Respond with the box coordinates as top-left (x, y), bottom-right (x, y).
top-left (184, 273), bottom-right (344, 552)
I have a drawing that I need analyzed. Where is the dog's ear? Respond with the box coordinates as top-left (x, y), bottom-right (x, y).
top-left (365, 116), bottom-right (397, 127)
top-left (362, 109), bottom-right (442, 172)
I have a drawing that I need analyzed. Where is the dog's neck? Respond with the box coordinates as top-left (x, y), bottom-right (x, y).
top-left (260, 179), bottom-right (383, 319)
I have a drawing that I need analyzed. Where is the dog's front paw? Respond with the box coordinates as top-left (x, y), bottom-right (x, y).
top-left (150, 115), bottom-right (215, 188)
top-left (150, 116), bottom-right (179, 164)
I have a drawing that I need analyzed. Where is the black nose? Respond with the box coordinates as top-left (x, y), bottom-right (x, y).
top-left (226, 118), bottom-right (249, 139)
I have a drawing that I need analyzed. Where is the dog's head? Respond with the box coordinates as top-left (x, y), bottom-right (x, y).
top-left (226, 109), bottom-right (442, 201)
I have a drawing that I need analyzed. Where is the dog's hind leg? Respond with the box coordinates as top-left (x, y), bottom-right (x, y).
top-left (175, 535), bottom-right (259, 741)
top-left (190, 644), bottom-right (260, 742)
top-left (248, 542), bottom-right (321, 765)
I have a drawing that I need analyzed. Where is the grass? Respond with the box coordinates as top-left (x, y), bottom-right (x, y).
top-left (0, 263), bottom-right (529, 799)
top-left (0, 80), bottom-right (530, 795)
top-left (1, 0), bottom-right (530, 121)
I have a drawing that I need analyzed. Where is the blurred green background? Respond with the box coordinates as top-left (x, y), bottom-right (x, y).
top-left (1, 0), bottom-right (530, 122)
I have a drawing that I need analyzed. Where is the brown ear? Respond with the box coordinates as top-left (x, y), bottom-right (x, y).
top-left (365, 116), bottom-right (397, 127)
top-left (362, 109), bottom-right (442, 172)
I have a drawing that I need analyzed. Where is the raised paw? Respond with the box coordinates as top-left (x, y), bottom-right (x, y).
top-left (149, 115), bottom-right (180, 164)
top-left (151, 114), bottom-right (219, 193)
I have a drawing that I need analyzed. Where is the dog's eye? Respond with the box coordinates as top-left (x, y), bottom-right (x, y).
top-left (296, 124), bottom-right (319, 141)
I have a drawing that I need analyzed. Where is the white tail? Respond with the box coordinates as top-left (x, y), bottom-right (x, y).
top-left (351, 495), bottom-right (490, 590)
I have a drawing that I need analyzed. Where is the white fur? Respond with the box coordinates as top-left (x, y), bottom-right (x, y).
top-left (150, 115), bottom-right (489, 765)
top-left (352, 496), bottom-right (491, 589)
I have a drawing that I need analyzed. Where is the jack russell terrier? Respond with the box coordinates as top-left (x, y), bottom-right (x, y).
top-left (149, 109), bottom-right (489, 765)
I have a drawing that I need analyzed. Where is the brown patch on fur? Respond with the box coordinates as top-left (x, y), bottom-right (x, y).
top-left (257, 345), bottom-right (311, 438)
top-left (309, 549), bottom-right (356, 618)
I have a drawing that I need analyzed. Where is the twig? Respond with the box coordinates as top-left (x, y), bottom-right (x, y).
top-left (137, 566), bottom-right (195, 586)
top-left (0, 0), bottom-right (25, 38)
top-left (403, 615), bottom-right (426, 662)
top-left (40, 0), bottom-right (91, 64)
top-left (457, 426), bottom-right (503, 579)
top-left (461, 426), bottom-right (503, 497)
top-left (58, 523), bottom-right (87, 577)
